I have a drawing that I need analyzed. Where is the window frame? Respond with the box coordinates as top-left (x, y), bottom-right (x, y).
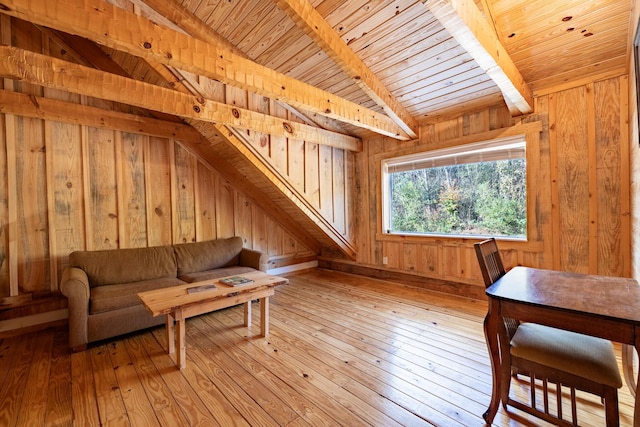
top-left (381, 134), bottom-right (528, 240)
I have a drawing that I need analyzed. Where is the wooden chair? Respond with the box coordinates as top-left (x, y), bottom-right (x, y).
top-left (475, 238), bottom-right (622, 426)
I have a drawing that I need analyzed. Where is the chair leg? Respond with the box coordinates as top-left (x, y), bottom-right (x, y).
top-left (570, 387), bottom-right (577, 425)
top-left (556, 383), bottom-right (563, 421)
top-left (603, 388), bottom-right (620, 427)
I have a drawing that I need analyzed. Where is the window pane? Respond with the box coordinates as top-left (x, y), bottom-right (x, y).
top-left (388, 158), bottom-right (526, 237)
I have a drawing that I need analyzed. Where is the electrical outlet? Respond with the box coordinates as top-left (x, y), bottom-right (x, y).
top-left (383, 256), bottom-right (388, 265)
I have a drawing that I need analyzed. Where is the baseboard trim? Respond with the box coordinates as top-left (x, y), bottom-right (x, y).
top-left (0, 308), bottom-right (69, 337)
top-left (318, 258), bottom-right (486, 300)
top-left (267, 260), bottom-right (319, 276)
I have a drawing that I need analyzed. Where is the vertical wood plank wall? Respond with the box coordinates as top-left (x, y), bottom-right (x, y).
top-left (630, 6), bottom-right (640, 282)
top-left (0, 116), bottom-right (316, 298)
top-left (334, 75), bottom-right (632, 294)
top-left (0, 20), bottom-right (323, 300)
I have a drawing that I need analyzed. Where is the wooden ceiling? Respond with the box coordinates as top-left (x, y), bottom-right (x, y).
top-left (0, 0), bottom-right (635, 257)
top-left (0, 0), bottom-right (633, 140)
top-left (148, 0), bottom-right (633, 125)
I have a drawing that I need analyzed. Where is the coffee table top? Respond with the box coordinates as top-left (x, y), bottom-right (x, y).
top-left (138, 271), bottom-right (288, 316)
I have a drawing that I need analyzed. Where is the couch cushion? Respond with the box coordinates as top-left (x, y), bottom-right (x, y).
top-left (178, 266), bottom-right (256, 283)
top-left (174, 237), bottom-right (243, 276)
top-left (90, 277), bottom-right (186, 315)
top-left (70, 245), bottom-right (177, 287)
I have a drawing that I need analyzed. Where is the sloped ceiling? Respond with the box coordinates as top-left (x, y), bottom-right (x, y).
top-left (0, 0), bottom-right (635, 257)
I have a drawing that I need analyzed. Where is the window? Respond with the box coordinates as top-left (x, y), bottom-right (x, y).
top-left (382, 135), bottom-right (527, 239)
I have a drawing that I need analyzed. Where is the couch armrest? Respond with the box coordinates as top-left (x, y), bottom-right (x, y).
top-left (239, 248), bottom-right (268, 272)
top-left (60, 267), bottom-right (90, 351)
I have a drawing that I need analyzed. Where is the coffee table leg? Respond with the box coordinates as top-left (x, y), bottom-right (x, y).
top-left (166, 313), bottom-right (175, 354)
top-left (260, 296), bottom-right (270, 337)
top-left (175, 309), bottom-right (186, 370)
top-left (244, 300), bottom-right (251, 327)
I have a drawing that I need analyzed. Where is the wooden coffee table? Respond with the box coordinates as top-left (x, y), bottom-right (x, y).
top-left (138, 271), bottom-right (288, 369)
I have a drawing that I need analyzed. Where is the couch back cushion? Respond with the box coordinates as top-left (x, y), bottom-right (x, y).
top-left (69, 245), bottom-right (177, 287)
top-left (174, 237), bottom-right (243, 276)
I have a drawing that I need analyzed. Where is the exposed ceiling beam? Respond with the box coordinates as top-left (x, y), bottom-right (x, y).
top-left (0, 0), bottom-right (409, 140)
top-left (133, 0), bottom-right (351, 138)
top-left (273, 0), bottom-right (418, 139)
top-left (423, 0), bottom-right (533, 116)
top-left (0, 46), bottom-right (361, 151)
top-left (0, 89), bottom-right (210, 144)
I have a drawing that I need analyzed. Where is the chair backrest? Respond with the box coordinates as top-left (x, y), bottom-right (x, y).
top-left (474, 238), bottom-right (506, 288)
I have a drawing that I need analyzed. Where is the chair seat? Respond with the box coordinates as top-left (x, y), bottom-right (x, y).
top-left (511, 323), bottom-right (622, 388)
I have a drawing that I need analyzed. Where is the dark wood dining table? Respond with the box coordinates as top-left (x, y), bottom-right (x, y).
top-left (484, 266), bottom-right (640, 425)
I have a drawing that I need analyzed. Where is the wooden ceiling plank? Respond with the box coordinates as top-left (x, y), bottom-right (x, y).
top-left (0, 46), bottom-right (362, 151)
top-left (386, 55), bottom-right (477, 94)
top-left (410, 79), bottom-right (502, 113)
top-left (508, 15), bottom-right (630, 60)
top-left (494, 0), bottom-right (626, 47)
top-left (514, 28), bottom-right (628, 82)
top-left (422, 0), bottom-right (533, 116)
top-left (326, 0), bottom-right (421, 70)
top-left (239, 11), bottom-right (297, 59)
top-left (395, 67), bottom-right (491, 100)
top-left (0, 0), bottom-right (408, 140)
top-left (273, 0), bottom-right (418, 139)
top-left (418, 91), bottom-right (506, 121)
top-left (374, 33), bottom-right (463, 81)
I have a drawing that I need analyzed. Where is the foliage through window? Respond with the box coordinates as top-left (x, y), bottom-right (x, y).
top-left (382, 136), bottom-right (527, 238)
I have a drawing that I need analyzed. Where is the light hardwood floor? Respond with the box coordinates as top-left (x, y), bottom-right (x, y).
top-left (0, 269), bottom-right (636, 426)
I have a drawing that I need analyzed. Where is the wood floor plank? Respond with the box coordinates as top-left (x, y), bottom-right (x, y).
top-left (149, 328), bottom-right (252, 427)
top-left (123, 335), bottom-right (191, 427)
top-left (44, 327), bottom-right (73, 427)
top-left (0, 332), bottom-right (37, 426)
top-left (274, 287), bottom-right (494, 385)
top-left (15, 330), bottom-right (54, 426)
top-left (214, 307), bottom-right (451, 426)
top-left (70, 346), bottom-right (100, 426)
top-left (108, 340), bottom-right (161, 427)
top-left (200, 309), bottom-right (407, 427)
top-left (1, 269), bottom-right (635, 426)
top-left (90, 343), bottom-right (130, 426)
top-left (184, 318), bottom-right (301, 426)
top-left (132, 333), bottom-right (219, 427)
top-left (0, 335), bottom-right (19, 392)
top-left (249, 295), bottom-right (494, 426)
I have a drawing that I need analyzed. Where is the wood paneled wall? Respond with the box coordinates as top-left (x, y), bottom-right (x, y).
top-left (630, 8), bottom-right (640, 282)
top-left (0, 16), bottom-right (355, 302)
top-left (0, 114), bottom-right (315, 298)
top-left (331, 75), bottom-right (632, 295)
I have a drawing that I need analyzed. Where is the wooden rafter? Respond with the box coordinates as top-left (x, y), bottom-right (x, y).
top-left (0, 46), bottom-right (361, 151)
top-left (0, 0), bottom-right (409, 140)
top-left (134, 0), bottom-right (349, 137)
top-left (273, 0), bottom-right (418, 139)
top-left (0, 89), bottom-right (210, 144)
top-left (423, 0), bottom-right (533, 116)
